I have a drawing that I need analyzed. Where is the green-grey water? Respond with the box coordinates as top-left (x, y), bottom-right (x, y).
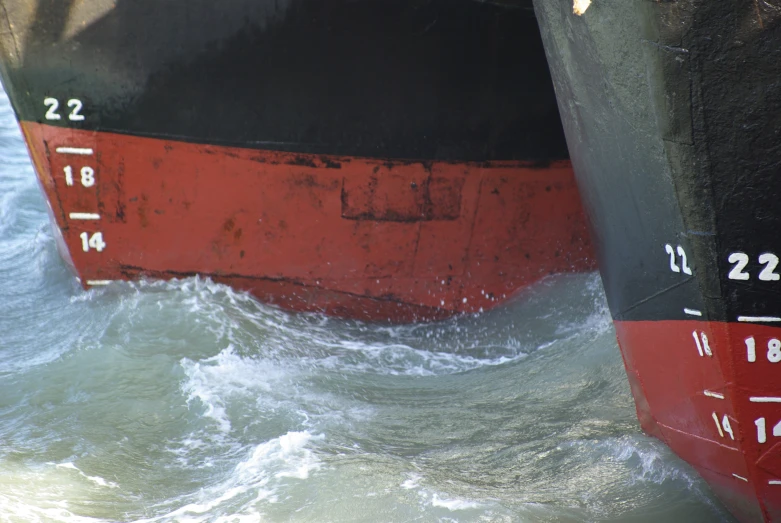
top-left (0, 88), bottom-right (735, 522)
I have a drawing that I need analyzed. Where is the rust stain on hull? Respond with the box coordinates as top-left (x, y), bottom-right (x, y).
top-left (23, 121), bottom-right (596, 322)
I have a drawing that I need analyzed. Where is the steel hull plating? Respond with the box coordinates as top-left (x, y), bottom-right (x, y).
top-left (0, 0), bottom-right (594, 321)
top-left (21, 122), bottom-right (592, 321)
top-left (534, 0), bottom-right (781, 519)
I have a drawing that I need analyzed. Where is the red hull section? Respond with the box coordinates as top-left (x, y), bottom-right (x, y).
top-left (615, 319), bottom-right (781, 521)
top-left (22, 122), bottom-right (595, 321)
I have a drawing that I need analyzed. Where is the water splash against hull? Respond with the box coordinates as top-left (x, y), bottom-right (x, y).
top-left (0, 88), bottom-right (734, 522)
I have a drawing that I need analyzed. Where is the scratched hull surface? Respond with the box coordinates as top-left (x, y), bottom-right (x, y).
top-left (0, 0), bottom-right (594, 321)
top-left (0, 87), bottom-right (736, 521)
top-left (533, 0), bottom-right (781, 520)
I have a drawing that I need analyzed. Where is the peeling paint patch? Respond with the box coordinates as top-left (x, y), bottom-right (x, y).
top-left (573, 0), bottom-right (591, 16)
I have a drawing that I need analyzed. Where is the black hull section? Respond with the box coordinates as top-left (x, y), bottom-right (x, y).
top-left (533, 0), bottom-right (781, 324)
top-left (0, 0), bottom-right (566, 162)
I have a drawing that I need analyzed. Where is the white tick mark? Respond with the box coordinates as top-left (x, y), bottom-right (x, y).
top-left (55, 147), bottom-right (93, 155)
top-left (69, 212), bottom-right (100, 220)
top-left (738, 316), bottom-right (781, 323)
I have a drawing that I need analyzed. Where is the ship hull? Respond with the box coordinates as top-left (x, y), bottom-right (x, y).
top-left (533, 0), bottom-right (781, 519)
top-left (0, 0), bottom-right (594, 320)
top-left (22, 122), bottom-right (591, 321)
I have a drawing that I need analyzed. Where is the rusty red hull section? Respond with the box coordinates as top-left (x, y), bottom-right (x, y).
top-left (23, 122), bottom-right (594, 321)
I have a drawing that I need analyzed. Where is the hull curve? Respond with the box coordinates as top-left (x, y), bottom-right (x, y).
top-left (21, 121), bottom-right (594, 321)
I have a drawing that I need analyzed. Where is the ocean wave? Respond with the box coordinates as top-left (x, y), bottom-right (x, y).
top-left (136, 431), bottom-right (324, 523)
top-left (96, 273), bottom-right (612, 379)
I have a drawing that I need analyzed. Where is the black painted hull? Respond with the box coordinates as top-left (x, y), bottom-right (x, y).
top-left (0, 0), bottom-right (565, 162)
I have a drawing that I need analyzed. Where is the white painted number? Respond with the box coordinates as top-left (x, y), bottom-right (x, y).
top-left (63, 165), bottom-right (74, 186)
top-left (701, 333), bottom-right (712, 356)
top-left (43, 97), bottom-right (85, 121)
top-left (44, 97), bottom-right (61, 120)
top-left (755, 417), bottom-right (781, 444)
top-left (67, 99), bottom-right (85, 121)
top-left (666, 244), bottom-right (692, 275)
top-left (723, 415), bottom-right (734, 440)
top-left (728, 252), bottom-right (750, 280)
top-left (746, 336), bottom-right (757, 362)
top-left (770, 418), bottom-right (781, 438)
top-left (692, 330), bottom-right (713, 357)
top-left (713, 412), bottom-right (735, 440)
top-left (63, 166), bottom-right (95, 187)
top-left (79, 232), bottom-right (106, 253)
top-left (745, 336), bottom-right (781, 363)
top-left (759, 253), bottom-right (781, 281)
top-left (666, 244), bottom-right (680, 273)
top-left (769, 339), bottom-right (781, 363)
top-left (80, 166), bottom-right (95, 187)
top-left (757, 417), bottom-right (767, 443)
top-left (728, 251), bottom-right (781, 281)
top-left (677, 245), bottom-right (693, 275)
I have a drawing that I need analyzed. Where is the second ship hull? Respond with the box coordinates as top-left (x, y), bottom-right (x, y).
top-left (534, 0), bottom-right (781, 519)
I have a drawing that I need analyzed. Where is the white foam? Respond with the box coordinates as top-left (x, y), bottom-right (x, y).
top-left (401, 473), bottom-right (422, 489)
top-left (607, 436), bottom-right (697, 487)
top-left (181, 349), bottom-right (239, 434)
top-left (180, 345), bottom-right (307, 436)
top-left (135, 431), bottom-right (323, 523)
top-left (302, 344), bottom-right (526, 376)
top-left (55, 462), bottom-right (118, 489)
top-left (565, 435), bottom-right (713, 501)
top-left (400, 473), bottom-right (486, 514)
top-left (240, 431), bottom-right (324, 481)
top-left (56, 272), bottom-right (613, 382)
top-left (431, 494), bottom-right (483, 511)
top-left (211, 515), bottom-right (262, 523)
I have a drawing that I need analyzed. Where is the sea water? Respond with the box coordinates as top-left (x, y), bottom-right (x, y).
top-left (0, 88), bottom-right (735, 522)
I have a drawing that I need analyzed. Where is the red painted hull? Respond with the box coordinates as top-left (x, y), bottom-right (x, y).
top-left (616, 319), bottom-right (781, 521)
top-left (22, 122), bottom-right (595, 321)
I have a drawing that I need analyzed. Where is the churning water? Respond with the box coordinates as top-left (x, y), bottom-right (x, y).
top-left (0, 88), bottom-right (735, 522)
